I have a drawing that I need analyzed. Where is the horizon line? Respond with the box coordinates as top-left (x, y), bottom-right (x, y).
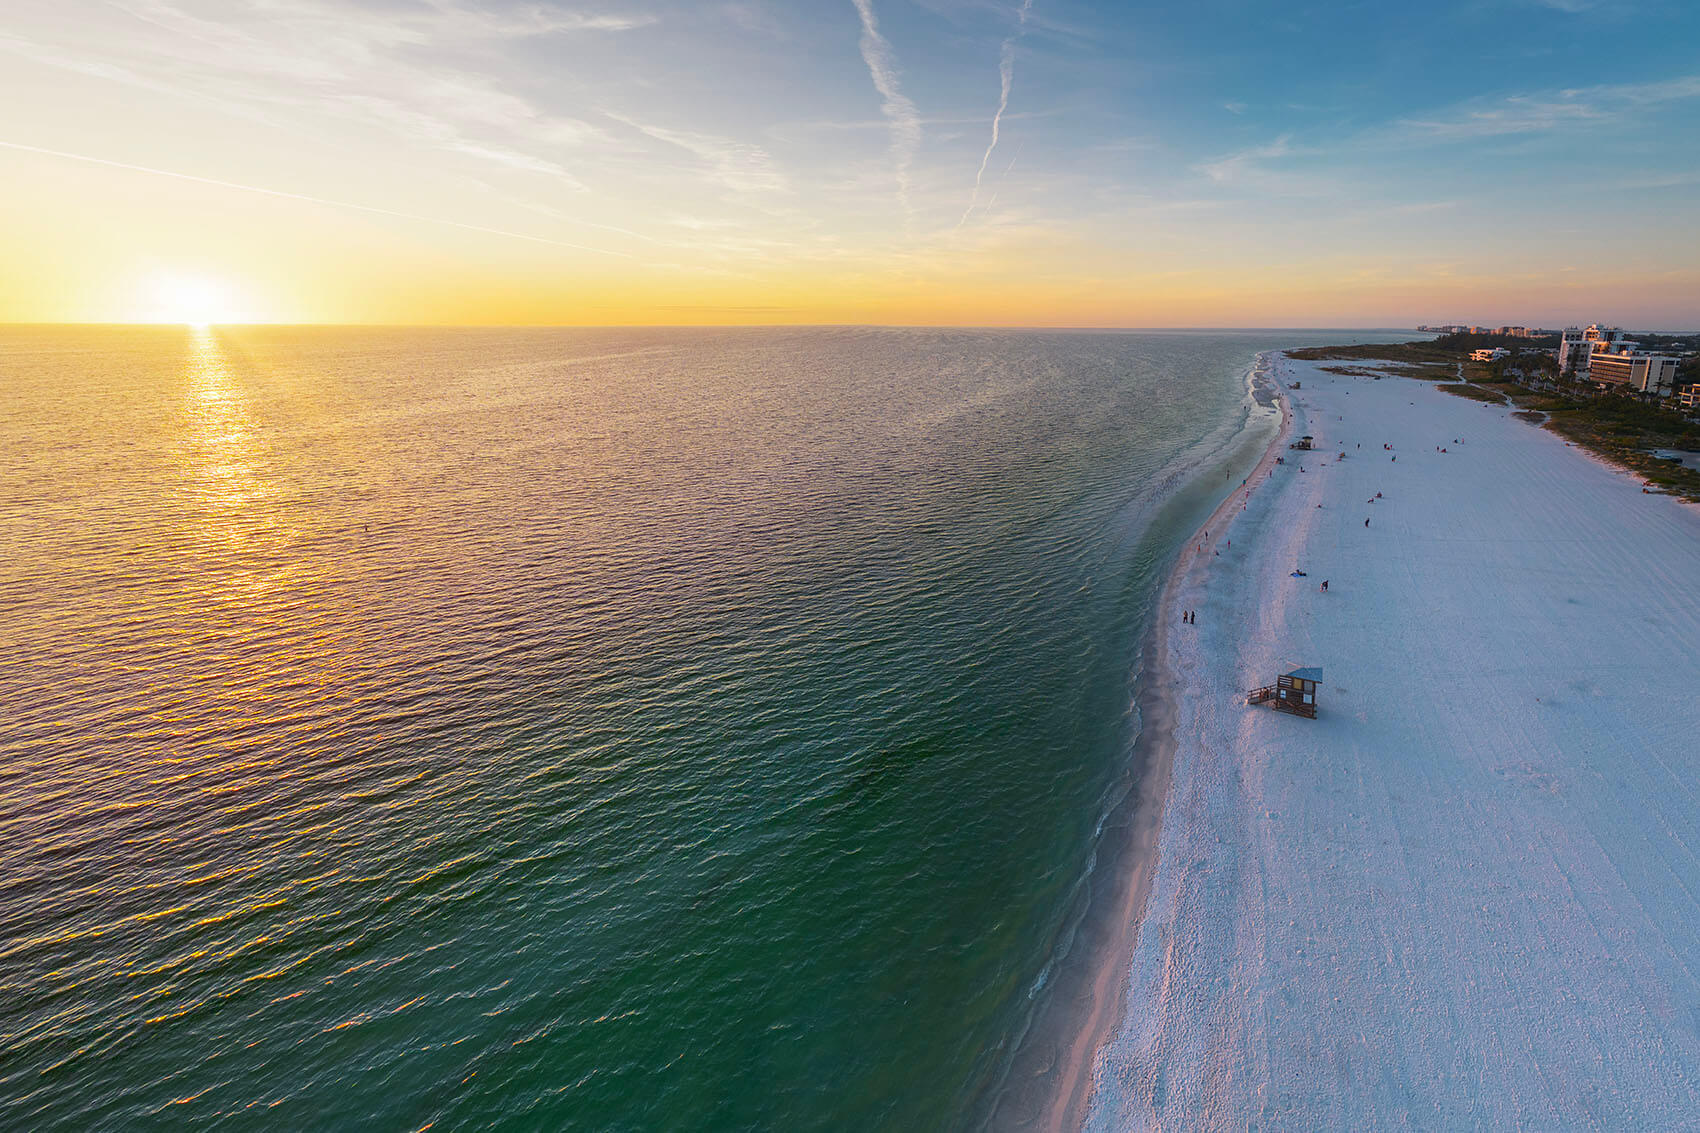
top-left (6, 321), bottom-right (1697, 333)
top-left (0, 320), bottom-right (1433, 332)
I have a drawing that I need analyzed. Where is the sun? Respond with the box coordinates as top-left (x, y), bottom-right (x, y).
top-left (144, 271), bottom-right (243, 325)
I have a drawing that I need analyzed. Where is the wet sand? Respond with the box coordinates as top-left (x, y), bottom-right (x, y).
top-left (1007, 354), bottom-right (1295, 1132)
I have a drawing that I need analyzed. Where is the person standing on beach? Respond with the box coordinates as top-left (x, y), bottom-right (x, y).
top-left (1365, 517), bottom-right (1370, 527)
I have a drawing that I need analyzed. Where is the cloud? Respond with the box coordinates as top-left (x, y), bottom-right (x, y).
top-left (959, 0), bottom-right (1034, 227)
top-left (18, 0), bottom-right (651, 190)
top-left (1608, 170), bottom-right (1700, 191)
top-left (851, 0), bottom-right (922, 217)
top-left (1399, 96), bottom-right (1607, 139)
top-left (1199, 136), bottom-right (1292, 184)
top-left (427, 4), bottom-right (657, 37)
top-left (718, 2), bottom-right (784, 36)
top-left (0, 138), bottom-right (638, 257)
top-left (604, 112), bottom-right (789, 195)
top-left (1398, 74), bottom-right (1700, 139)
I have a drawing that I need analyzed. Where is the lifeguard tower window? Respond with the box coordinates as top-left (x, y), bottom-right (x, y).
top-left (1273, 667), bottom-right (1321, 718)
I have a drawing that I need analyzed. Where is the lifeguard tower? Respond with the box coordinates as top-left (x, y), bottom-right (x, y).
top-left (1246, 667), bottom-right (1321, 719)
top-left (1289, 435), bottom-right (1314, 451)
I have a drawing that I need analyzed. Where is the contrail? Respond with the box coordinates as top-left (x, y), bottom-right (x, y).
top-left (958, 0), bottom-right (1033, 227)
top-left (979, 133), bottom-right (1025, 215)
top-left (851, 0), bottom-right (921, 217)
top-left (0, 139), bottom-right (639, 259)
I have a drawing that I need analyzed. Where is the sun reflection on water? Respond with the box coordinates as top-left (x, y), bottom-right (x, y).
top-left (176, 325), bottom-right (290, 600)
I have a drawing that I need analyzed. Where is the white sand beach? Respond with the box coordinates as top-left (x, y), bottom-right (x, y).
top-left (1082, 353), bottom-right (1700, 1128)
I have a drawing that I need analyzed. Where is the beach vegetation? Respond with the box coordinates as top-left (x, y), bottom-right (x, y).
top-left (1298, 339), bottom-right (1700, 502)
top-left (1288, 342), bottom-right (1457, 366)
top-left (1437, 383), bottom-right (1506, 404)
top-left (1512, 396), bottom-right (1700, 501)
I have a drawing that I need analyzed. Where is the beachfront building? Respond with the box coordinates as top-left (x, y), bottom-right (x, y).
top-left (1680, 384), bottom-right (1700, 412)
top-left (1587, 345), bottom-right (1679, 397)
top-left (1558, 324), bottom-right (1630, 375)
top-left (1471, 348), bottom-right (1511, 362)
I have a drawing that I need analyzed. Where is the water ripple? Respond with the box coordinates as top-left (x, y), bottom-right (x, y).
top-left (0, 325), bottom-right (1396, 1129)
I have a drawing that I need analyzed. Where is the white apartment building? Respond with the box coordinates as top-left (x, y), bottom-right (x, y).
top-left (1558, 324), bottom-right (1632, 374)
top-left (1587, 345), bottom-right (1679, 397)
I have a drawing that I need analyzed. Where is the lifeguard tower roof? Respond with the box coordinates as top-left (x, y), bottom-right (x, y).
top-left (1287, 667), bottom-right (1323, 683)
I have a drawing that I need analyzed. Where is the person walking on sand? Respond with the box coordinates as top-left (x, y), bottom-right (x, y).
top-left (1321, 580), bottom-right (1328, 592)
top-left (1365, 517), bottom-right (1370, 527)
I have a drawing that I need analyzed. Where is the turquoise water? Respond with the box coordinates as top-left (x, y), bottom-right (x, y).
top-left (0, 326), bottom-right (1405, 1129)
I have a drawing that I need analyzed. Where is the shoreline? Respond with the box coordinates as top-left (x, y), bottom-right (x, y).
top-left (1079, 352), bottom-right (1700, 1127)
top-left (1027, 353), bottom-right (1296, 1132)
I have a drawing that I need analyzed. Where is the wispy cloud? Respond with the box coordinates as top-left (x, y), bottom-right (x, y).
top-left (851, 0), bottom-right (922, 217)
top-left (1604, 170), bottom-right (1700, 191)
top-left (1399, 96), bottom-right (1607, 139)
top-left (0, 138), bottom-right (639, 257)
top-left (719, 2), bottom-right (784, 37)
top-left (1398, 74), bottom-right (1700, 139)
top-left (15, 0), bottom-right (652, 190)
top-left (1199, 136), bottom-right (1292, 184)
top-left (959, 0), bottom-right (1034, 227)
top-left (1387, 200), bottom-right (1459, 214)
top-left (604, 112), bottom-right (789, 195)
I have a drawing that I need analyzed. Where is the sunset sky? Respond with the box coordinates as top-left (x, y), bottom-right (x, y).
top-left (3, 0), bottom-right (1698, 327)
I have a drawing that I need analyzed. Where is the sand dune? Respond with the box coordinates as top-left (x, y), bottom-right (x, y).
top-left (1084, 354), bottom-right (1700, 1129)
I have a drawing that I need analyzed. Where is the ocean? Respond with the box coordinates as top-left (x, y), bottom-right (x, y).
top-left (0, 325), bottom-right (1407, 1129)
